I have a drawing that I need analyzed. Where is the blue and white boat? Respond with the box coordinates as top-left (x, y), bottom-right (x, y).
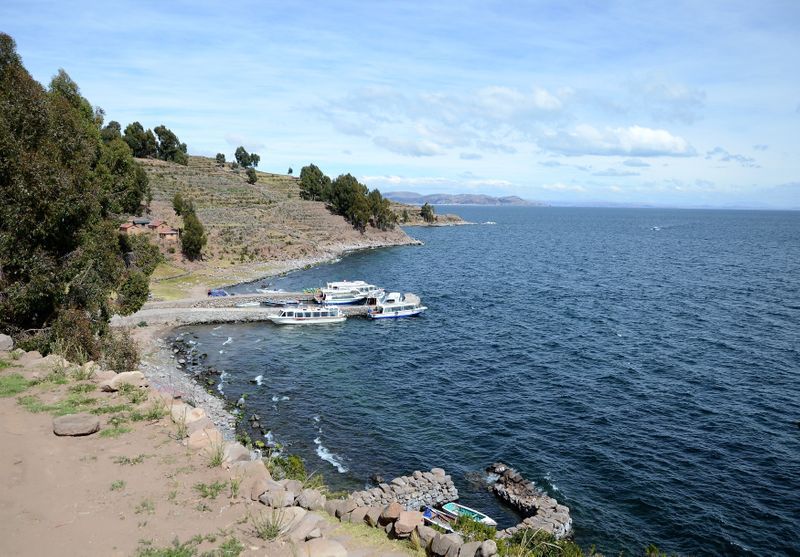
top-left (314, 280), bottom-right (381, 305)
top-left (368, 292), bottom-right (427, 319)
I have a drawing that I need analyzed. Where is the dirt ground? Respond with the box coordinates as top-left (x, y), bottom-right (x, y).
top-left (0, 352), bottom-right (417, 557)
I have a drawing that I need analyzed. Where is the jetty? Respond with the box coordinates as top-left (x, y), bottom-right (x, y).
top-left (113, 292), bottom-right (372, 328)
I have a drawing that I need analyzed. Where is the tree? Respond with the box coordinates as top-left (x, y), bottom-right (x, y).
top-left (215, 153), bottom-right (225, 166)
top-left (234, 146), bottom-right (260, 168)
top-left (172, 192), bottom-right (186, 215)
top-left (246, 167), bottom-right (257, 184)
top-left (123, 121), bottom-right (157, 158)
top-left (420, 202), bottom-right (435, 223)
top-left (298, 164), bottom-right (331, 201)
top-left (154, 125), bottom-right (188, 165)
top-left (401, 208), bottom-right (409, 223)
top-left (181, 211), bottom-right (207, 261)
top-left (287, 167), bottom-right (293, 175)
top-left (100, 120), bottom-right (121, 143)
top-left (0, 33), bottom-right (154, 345)
top-left (116, 270), bottom-right (149, 315)
top-left (234, 146), bottom-right (250, 168)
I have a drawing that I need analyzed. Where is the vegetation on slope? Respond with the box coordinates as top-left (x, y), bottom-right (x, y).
top-left (0, 33), bottom-right (156, 360)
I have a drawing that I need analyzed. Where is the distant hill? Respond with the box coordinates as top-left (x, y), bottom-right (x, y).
top-left (385, 191), bottom-right (545, 206)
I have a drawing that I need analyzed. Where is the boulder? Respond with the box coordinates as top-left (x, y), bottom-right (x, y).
top-left (186, 416), bottom-right (215, 437)
top-left (459, 541), bottom-right (482, 557)
top-left (250, 477), bottom-right (271, 501)
top-left (100, 371), bottom-right (147, 392)
top-left (415, 524), bottom-right (438, 548)
top-left (92, 370), bottom-right (117, 384)
top-left (346, 506), bottom-right (370, 524)
top-left (299, 538), bottom-right (348, 557)
top-left (324, 499), bottom-right (342, 517)
top-left (431, 533), bottom-right (463, 557)
top-left (0, 334), bottom-right (13, 351)
top-left (230, 458), bottom-right (270, 480)
top-left (53, 413), bottom-right (100, 436)
top-left (186, 427), bottom-right (223, 452)
top-left (380, 501), bottom-right (403, 524)
top-left (170, 403), bottom-right (207, 426)
top-left (18, 350), bottom-right (42, 364)
top-left (259, 486), bottom-right (294, 508)
top-left (478, 540), bottom-right (498, 557)
top-left (431, 467), bottom-right (446, 477)
top-left (393, 510), bottom-right (423, 538)
top-left (222, 442), bottom-right (251, 466)
top-left (286, 512), bottom-right (324, 542)
top-left (39, 354), bottom-right (70, 369)
top-left (365, 506), bottom-right (383, 527)
top-left (335, 498), bottom-right (357, 519)
top-left (296, 489), bottom-right (326, 511)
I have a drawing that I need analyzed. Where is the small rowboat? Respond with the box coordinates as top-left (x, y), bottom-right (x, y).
top-left (441, 502), bottom-right (498, 527)
top-left (422, 506), bottom-right (455, 532)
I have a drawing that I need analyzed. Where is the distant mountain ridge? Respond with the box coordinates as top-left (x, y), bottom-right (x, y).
top-left (385, 191), bottom-right (544, 206)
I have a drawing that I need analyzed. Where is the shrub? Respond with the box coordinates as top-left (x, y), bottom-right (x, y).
top-left (246, 167), bottom-right (257, 184)
top-left (117, 270), bottom-right (149, 315)
top-left (181, 211), bottom-right (207, 261)
top-left (51, 308), bottom-right (100, 363)
top-left (100, 328), bottom-right (139, 371)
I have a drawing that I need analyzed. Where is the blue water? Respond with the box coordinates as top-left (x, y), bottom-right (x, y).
top-left (182, 207), bottom-right (800, 555)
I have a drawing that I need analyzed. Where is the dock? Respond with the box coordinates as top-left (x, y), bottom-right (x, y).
top-left (113, 293), bottom-right (372, 328)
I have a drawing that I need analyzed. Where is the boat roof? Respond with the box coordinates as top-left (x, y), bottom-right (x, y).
top-left (325, 280), bottom-right (375, 288)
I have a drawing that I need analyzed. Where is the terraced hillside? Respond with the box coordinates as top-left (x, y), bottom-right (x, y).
top-left (142, 156), bottom-right (417, 264)
top-left (139, 156), bottom-right (425, 299)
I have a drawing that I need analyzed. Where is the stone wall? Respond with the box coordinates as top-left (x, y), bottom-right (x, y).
top-left (349, 467), bottom-right (459, 511)
top-left (487, 462), bottom-right (573, 540)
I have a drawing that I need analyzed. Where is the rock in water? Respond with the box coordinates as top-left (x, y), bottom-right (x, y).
top-left (53, 413), bottom-right (100, 436)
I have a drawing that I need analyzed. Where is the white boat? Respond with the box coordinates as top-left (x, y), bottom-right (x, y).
top-left (441, 501), bottom-right (498, 527)
top-left (267, 305), bottom-right (346, 325)
top-left (314, 280), bottom-right (381, 305)
top-left (368, 292), bottom-right (427, 319)
top-left (235, 301), bottom-right (261, 308)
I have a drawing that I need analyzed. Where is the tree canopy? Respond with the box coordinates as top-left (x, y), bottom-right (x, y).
top-left (234, 146), bottom-right (260, 168)
top-left (123, 121), bottom-right (187, 165)
top-left (0, 33), bottom-right (156, 349)
top-left (297, 165), bottom-right (396, 232)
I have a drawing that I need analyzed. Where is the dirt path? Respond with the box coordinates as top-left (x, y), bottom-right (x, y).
top-left (0, 352), bottom-right (418, 557)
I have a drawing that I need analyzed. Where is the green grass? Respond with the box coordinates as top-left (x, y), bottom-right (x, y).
top-left (110, 480), bottom-right (126, 491)
top-left (134, 536), bottom-right (243, 557)
top-left (0, 373), bottom-right (30, 397)
top-left (100, 423), bottom-right (133, 438)
top-left (207, 444), bottom-right (224, 468)
top-left (113, 454), bottom-right (148, 465)
top-left (193, 480), bottom-right (227, 499)
top-left (0, 358), bottom-right (12, 370)
top-left (135, 499), bottom-right (155, 515)
top-left (119, 383), bottom-right (149, 404)
top-left (17, 393), bottom-right (98, 415)
top-left (250, 510), bottom-right (285, 541)
top-left (68, 383), bottom-right (96, 394)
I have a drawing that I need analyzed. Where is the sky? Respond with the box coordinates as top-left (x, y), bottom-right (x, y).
top-left (2, 0), bottom-right (799, 208)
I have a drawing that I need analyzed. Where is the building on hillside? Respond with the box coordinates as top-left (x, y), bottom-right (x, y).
top-left (119, 217), bottom-right (178, 243)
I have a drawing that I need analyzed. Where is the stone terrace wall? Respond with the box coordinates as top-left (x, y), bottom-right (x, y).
top-left (349, 468), bottom-right (458, 511)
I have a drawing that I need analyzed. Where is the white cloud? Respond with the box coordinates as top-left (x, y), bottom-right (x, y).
top-left (623, 158), bottom-right (650, 167)
top-left (539, 182), bottom-right (587, 192)
top-left (224, 133), bottom-right (265, 152)
top-left (705, 146), bottom-right (759, 167)
top-left (372, 136), bottom-right (444, 157)
top-left (539, 125), bottom-right (696, 157)
top-left (459, 152), bottom-right (483, 160)
top-left (592, 168), bottom-right (640, 177)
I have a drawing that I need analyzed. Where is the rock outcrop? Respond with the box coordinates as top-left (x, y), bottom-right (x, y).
top-left (0, 333), bottom-right (13, 351)
top-left (487, 462), bottom-right (572, 539)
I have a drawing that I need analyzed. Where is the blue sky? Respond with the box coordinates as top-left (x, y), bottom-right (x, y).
top-left (3, 0), bottom-right (799, 208)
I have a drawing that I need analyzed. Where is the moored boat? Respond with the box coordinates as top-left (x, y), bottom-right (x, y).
top-left (314, 280), bottom-right (381, 305)
top-left (441, 502), bottom-right (497, 527)
top-left (368, 292), bottom-right (427, 319)
top-left (422, 506), bottom-right (455, 532)
top-left (267, 305), bottom-right (346, 325)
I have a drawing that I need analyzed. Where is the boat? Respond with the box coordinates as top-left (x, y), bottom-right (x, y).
top-left (314, 280), bottom-right (381, 305)
top-left (235, 301), bottom-right (261, 308)
top-left (367, 292), bottom-right (427, 319)
top-left (422, 506), bottom-right (455, 533)
top-left (267, 305), bottom-right (346, 325)
top-left (441, 502), bottom-right (497, 527)
top-left (257, 288), bottom-right (285, 294)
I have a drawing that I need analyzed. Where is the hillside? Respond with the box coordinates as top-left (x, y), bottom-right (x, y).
top-left (139, 157), bottom-right (424, 297)
top-left (386, 191), bottom-right (544, 206)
